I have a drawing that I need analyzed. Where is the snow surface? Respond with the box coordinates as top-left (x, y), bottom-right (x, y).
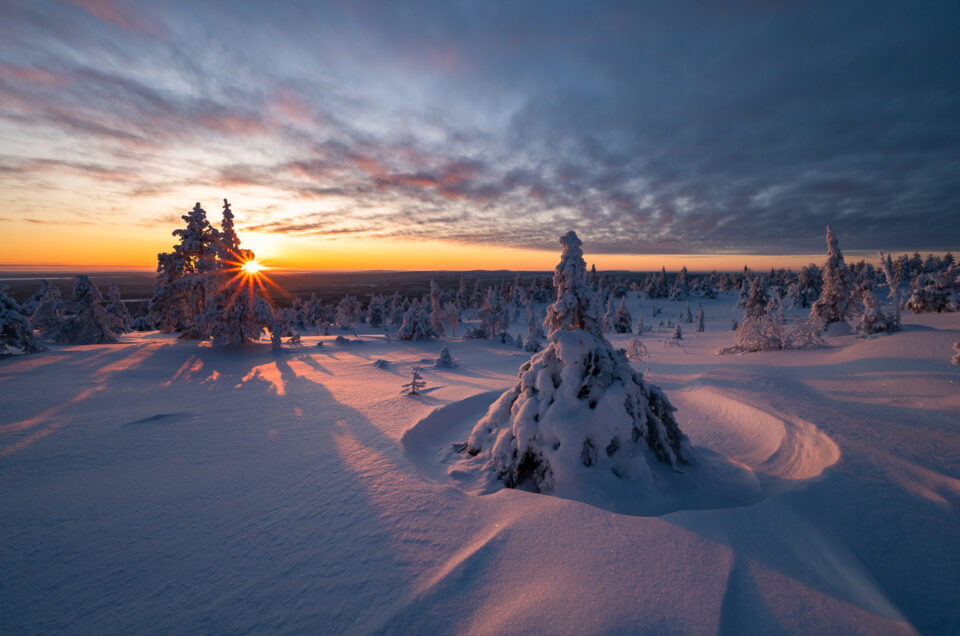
top-left (1, 293), bottom-right (959, 634)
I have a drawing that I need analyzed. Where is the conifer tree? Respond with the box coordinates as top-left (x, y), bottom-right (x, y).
top-left (810, 226), bottom-right (855, 326)
top-left (612, 297), bottom-right (633, 333)
top-left (458, 231), bottom-right (691, 494)
top-left (52, 276), bottom-right (117, 344)
top-left (696, 304), bottom-right (705, 332)
top-left (429, 280), bottom-right (445, 337)
top-left (397, 300), bottom-right (435, 341)
top-left (103, 281), bottom-right (133, 334)
top-left (148, 202), bottom-right (220, 337)
top-left (401, 366), bottom-right (427, 395)
top-left (0, 285), bottom-right (46, 354)
top-left (669, 266), bottom-right (688, 301)
top-left (30, 280), bottom-right (63, 337)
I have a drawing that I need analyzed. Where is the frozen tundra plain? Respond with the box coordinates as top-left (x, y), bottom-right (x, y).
top-left (1, 293), bottom-right (958, 634)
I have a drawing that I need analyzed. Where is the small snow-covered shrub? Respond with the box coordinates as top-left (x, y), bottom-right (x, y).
top-left (131, 316), bottom-right (153, 331)
top-left (855, 289), bottom-right (897, 336)
top-left (952, 342), bottom-right (960, 366)
top-left (785, 317), bottom-right (826, 350)
top-left (626, 336), bottom-right (648, 363)
top-left (435, 345), bottom-right (456, 368)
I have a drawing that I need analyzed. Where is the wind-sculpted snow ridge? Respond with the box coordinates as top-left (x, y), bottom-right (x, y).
top-left (671, 387), bottom-right (841, 484)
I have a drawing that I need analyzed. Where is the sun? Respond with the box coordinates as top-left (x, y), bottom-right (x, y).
top-left (241, 259), bottom-right (265, 275)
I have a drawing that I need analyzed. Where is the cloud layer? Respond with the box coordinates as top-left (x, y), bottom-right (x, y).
top-left (1, 0), bottom-right (958, 256)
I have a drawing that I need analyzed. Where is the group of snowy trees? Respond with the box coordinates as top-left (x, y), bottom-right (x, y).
top-left (0, 274), bottom-right (140, 353)
top-left (149, 200), bottom-right (287, 346)
top-left (4, 204), bottom-right (958, 361)
top-left (719, 225), bottom-right (960, 353)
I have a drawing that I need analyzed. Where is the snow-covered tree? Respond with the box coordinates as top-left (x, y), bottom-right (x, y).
top-left (810, 226), bottom-right (855, 326)
top-left (696, 304), bottom-right (705, 332)
top-left (254, 296), bottom-right (288, 351)
top-left (387, 292), bottom-right (405, 327)
top-left (148, 202), bottom-right (220, 337)
top-left (435, 345), bottom-right (455, 368)
top-left (952, 342), bottom-right (960, 366)
top-left (855, 288), bottom-right (896, 336)
top-left (739, 275), bottom-right (770, 318)
top-left (400, 366), bottom-right (426, 396)
top-left (647, 267), bottom-right (669, 299)
top-left (366, 294), bottom-right (386, 328)
top-left (785, 317), bottom-right (826, 350)
top-left (397, 300), bottom-right (435, 341)
top-left (669, 266), bottom-right (688, 301)
top-left (335, 295), bottom-right (362, 332)
top-left (442, 301), bottom-right (460, 337)
top-left (131, 316), bottom-right (152, 331)
top-left (544, 232), bottom-right (604, 337)
top-left (611, 297), bottom-right (633, 333)
top-left (475, 287), bottom-right (508, 339)
top-left (602, 296), bottom-right (616, 332)
top-left (429, 280), bottom-right (445, 337)
top-left (458, 231), bottom-right (692, 494)
top-left (30, 280), bottom-right (63, 337)
top-left (202, 203), bottom-right (263, 347)
top-left (0, 286), bottom-right (46, 354)
top-left (636, 315), bottom-right (647, 334)
top-left (672, 323), bottom-right (683, 340)
top-left (682, 302), bottom-right (693, 323)
top-left (904, 270), bottom-right (956, 314)
top-left (626, 336), bottom-right (648, 364)
top-left (786, 264), bottom-right (822, 309)
top-left (103, 281), bottom-right (133, 334)
top-left (51, 276), bottom-right (117, 344)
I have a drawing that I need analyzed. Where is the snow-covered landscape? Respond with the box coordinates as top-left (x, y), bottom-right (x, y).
top-left (3, 2), bottom-right (960, 633)
top-left (2, 226), bottom-right (959, 634)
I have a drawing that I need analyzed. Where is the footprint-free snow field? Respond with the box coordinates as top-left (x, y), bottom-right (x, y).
top-left (2, 294), bottom-right (958, 634)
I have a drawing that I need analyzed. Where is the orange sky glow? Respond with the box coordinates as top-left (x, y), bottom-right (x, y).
top-left (2, 219), bottom-right (897, 273)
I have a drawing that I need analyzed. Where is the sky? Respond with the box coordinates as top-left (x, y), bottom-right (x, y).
top-left (1, 1), bottom-right (958, 271)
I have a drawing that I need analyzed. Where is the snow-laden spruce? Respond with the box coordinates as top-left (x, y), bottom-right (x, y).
top-left (810, 226), bottom-right (856, 327)
top-left (458, 231), bottom-right (692, 493)
top-left (51, 276), bottom-right (117, 345)
top-left (0, 285), bottom-right (46, 355)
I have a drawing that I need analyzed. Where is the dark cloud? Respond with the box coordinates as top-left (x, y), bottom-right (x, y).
top-left (1, 1), bottom-right (958, 255)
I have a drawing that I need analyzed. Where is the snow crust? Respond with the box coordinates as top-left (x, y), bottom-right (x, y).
top-left (1, 292), bottom-right (958, 634)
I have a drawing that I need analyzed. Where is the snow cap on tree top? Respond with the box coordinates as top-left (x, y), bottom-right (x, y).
top-left (544, 231), bottom-right (602, 337)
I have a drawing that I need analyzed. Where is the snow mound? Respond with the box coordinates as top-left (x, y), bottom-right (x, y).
top-left (405, 390), bottom-right (831, 516)
top-left (672, 387), bottom-right (841, 483)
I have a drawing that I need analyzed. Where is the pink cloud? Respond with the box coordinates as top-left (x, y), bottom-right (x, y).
top-left (62, 0), bottom-right (165, 37)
